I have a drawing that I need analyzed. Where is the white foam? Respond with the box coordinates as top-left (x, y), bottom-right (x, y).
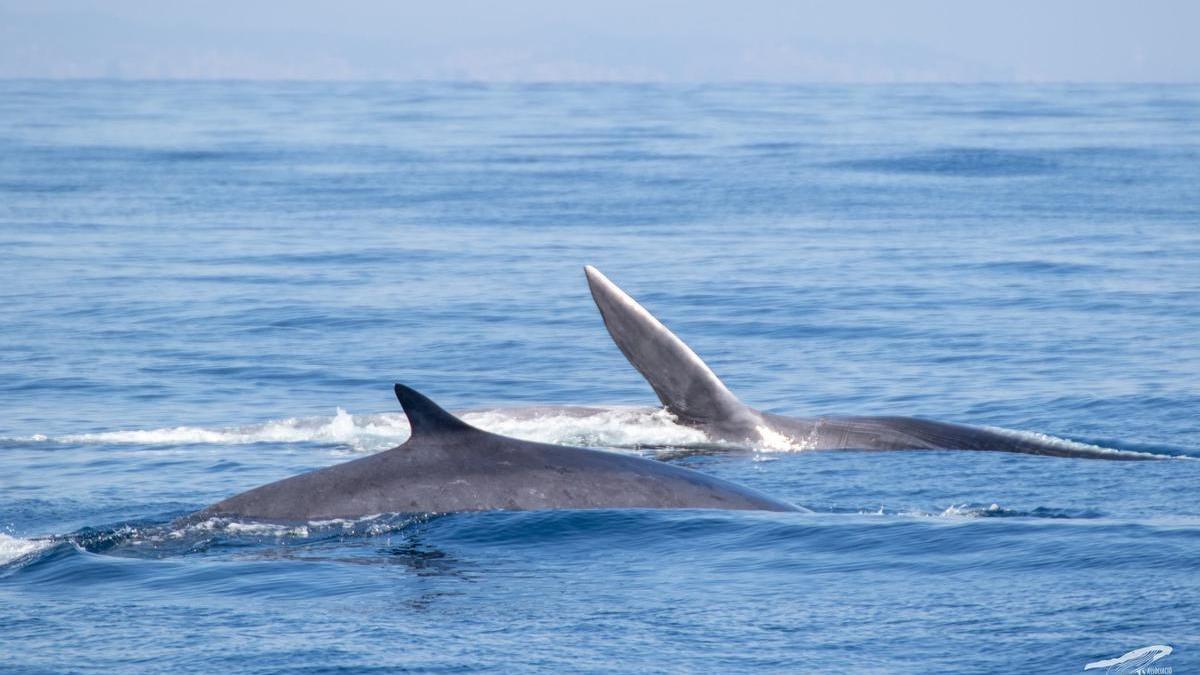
top-left (461, 407), bottom-right (709, 449)
top-left (980, 426), bottom-right (1171, 459)
top-left (45, 408), bottom-right (411, 454)
top-left (18, 409), bottom-right (1168, 459)
top-left (857, 503), bottom-right (1004, 518)
top-left (23, 406), bottom-right (714, 454)
top-left (939, 502), bottom-right (1002, 518)
top-left (164, 513), bottom-right (418, 541)
top-left (0, 533), bottom-right (52, 566)
top-left (165, 517), bottom-right (310, 539)
top-left (753, 424), bottom-right (812, 452)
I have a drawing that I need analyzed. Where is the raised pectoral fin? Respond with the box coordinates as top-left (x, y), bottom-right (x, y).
top-left (584, 266), bottom-right (755, 429)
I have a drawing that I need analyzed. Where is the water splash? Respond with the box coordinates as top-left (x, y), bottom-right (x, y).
top-left (18, 406), bottom-right (711, 454)
top-left (78, 513), bottom-right (435, 558)
top-left (462, 407), bottom-right (709, 449)
top-left (0, 533), bottom-right (53, 566)
top-left (939, 502), bottom-right (1004, 518)
top-left (754, 424), bottom-right (815, 452)
top-left (857, 502), bottom-right (1105, 520)
top-left (47, 407), bottom-right (391, 451)
top-left (11, 410), bottom-right (1184, 459)
top-left (980, 426), bottom-right (1183, 460)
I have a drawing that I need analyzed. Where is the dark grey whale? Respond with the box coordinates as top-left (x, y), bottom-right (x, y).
top-left (584, 265), bottom-right (1161, 461)
top-left (195, 384), bottom-right (799, 521)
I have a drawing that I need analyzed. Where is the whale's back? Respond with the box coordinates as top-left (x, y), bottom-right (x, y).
top-left (200, 384), bottom-right (798, 521)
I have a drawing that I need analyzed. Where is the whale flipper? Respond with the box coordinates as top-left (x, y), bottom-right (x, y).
top-left (584, 266), bottom-right (764, 440)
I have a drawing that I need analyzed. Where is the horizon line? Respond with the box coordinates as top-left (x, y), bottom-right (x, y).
top-left (2, 77), bottom-right (1197, 86)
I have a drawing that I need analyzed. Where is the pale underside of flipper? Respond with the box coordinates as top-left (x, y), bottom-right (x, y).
top-left (584, 265), bottom-right (765, 442)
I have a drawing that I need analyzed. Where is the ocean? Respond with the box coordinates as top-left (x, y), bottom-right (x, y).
top-left (1, 81), bottom-right (1198, 673)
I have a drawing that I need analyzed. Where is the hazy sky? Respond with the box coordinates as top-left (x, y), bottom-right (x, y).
top-left (1, 1), bottom-right (1197, 82)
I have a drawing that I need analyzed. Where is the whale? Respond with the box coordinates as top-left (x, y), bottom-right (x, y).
top-left (584, 265), bottom-right (1162, 461)
top-left (193, 384), bottom-right (799, 521)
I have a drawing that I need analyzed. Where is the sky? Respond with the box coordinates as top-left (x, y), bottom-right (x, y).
top-left (1, 0), bottom-right (1197, 82)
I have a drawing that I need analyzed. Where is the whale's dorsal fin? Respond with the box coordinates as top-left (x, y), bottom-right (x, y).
top-left (584, 266), bottom-right (757, 430)
top-left (394, 383), bottom-right (477, 436)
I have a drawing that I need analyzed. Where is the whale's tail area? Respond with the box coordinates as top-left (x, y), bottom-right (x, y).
top-left (584, 266), bottom-right (763, 438)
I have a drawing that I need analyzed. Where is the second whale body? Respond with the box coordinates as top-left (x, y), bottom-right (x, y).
top-left (584, 265), bottom-right (1163, 461)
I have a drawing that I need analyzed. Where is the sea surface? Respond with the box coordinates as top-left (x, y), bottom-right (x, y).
top-left (1, 81), bottom-right (1198, 673)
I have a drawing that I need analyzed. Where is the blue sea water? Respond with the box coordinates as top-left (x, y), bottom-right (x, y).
top-left (1, 81), bottom-right (1198, 673)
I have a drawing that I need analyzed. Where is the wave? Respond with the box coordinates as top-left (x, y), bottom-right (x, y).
top-left (934, 502), bottom-right (1104, 519)
top-left (11, 409), bottom-right (1184, 459)
top-left (980, 426), bottom-right (1188, 460)
top-left (0, 533), bottom-right (53, 566)
top-left (0, 514), bottom-right (438, 571)
top-left (46, 408), bottom-right (404, 454)
top-left (19, 406), bottom-right (710, 454)
top-left (60, 513), bottom-right (437, 560)
top-left (856, 502), bottom-right (1105, 520)
top-left (150, 513), bottom-right (429, 547)
top-left (830, 147), bottom-right (1058, 177)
